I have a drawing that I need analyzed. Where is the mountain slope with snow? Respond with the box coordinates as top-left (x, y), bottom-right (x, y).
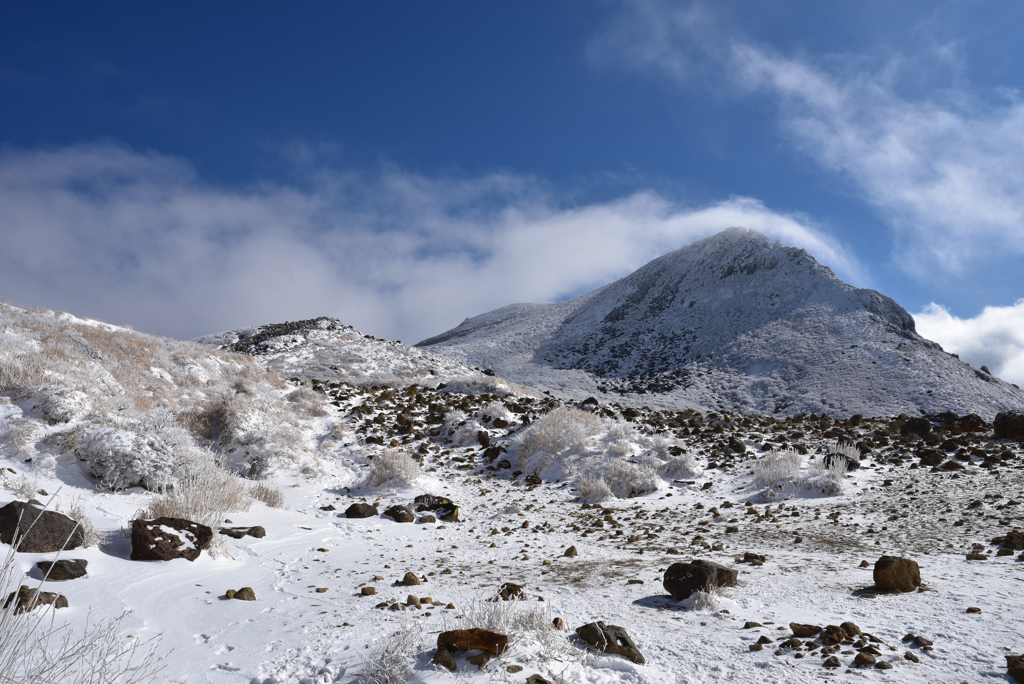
top-left (419, 227), bottom-right (1024, 418)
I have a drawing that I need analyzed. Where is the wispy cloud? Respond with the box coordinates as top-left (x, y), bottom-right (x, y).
top-left (0, 144), bottom-right (853, 343)
top-left (596, 0), bottom-right (1024, 281)
top-left (915, 301), bottom-right (1024, 386)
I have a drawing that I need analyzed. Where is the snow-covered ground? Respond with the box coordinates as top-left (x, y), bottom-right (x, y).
top-left (3, 345), bottom-right (1023, 683)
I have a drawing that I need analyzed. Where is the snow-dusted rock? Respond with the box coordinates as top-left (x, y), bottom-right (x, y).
top-left (419, 228), bottom-right (1024, 418)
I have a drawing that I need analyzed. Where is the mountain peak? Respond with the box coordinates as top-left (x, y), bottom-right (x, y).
top-left (419, 229), bottom-right (1023, 417)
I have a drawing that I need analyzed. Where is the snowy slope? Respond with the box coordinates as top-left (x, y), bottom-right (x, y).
top-left (195, 317), bottom-right (524, 395)
top-left (418, 228), bottom-right (1024, 418)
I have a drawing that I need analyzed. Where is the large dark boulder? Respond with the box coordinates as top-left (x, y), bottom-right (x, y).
top-left (994, 411), bottom-right (1024, 440)
top-left (899, 418), bottom-right (933, 437)
top-left (873, 555), bottom-right (920, 592)
top-left (344, 503), bottom-right (378, 518)
top-left (0, 501), bottom-right (85, 553)
top-left (130, 517), bottom-right (213, 562)
top-left (576, 621), bottom-right (645, 664)
top-left (383, 505), bottom-right (414, 523)
top-left (36, 559), bottom-right (88, 581)
top-left (4, 585), bottom-right (69, 614)
top-left (663, 559), bottom-right (737, 601)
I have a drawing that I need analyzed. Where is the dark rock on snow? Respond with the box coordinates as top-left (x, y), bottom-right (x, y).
top-left (4, 585), bottom-right (69, 614)
top-left (0, 500), bottom-right (85, 553)
top-left (383, 505), bottom-right (414, 523)
top-left (36, 559), bottom-right (88, 581)
top-left (130, 517), bottom-right (213, 562)
top-left (344, 503), bottom-right (378, 518)
top-left (437, 628), bottom-right (509, 656)
top-left (575, 621), bottom-right (645, 664)
top-left (995, 410), bottom-right (1024, 440)
top-left (218, 526), bottom-right (266, 539)
top-left (873, 556), bottom-right (921, 592)
top-left (663, 559), bottom-right (738, 600)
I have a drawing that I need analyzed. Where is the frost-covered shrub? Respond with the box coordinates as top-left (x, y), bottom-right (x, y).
top-left (66, 498), bottom-right (102, 548)
top-left (600, 460), bottom-right (660, 498)
top-left (442, 410), bottom-right (467, 435)
top-left (576, 474), bottom-right (613, 503)
top-left (33, 386), bottom-right (90, 424)
top-left (603, 422), bottom-right (639, 458)
top-left (360, 619), bottom-right (422, 684)
top-left (753, 450), bottom-right (802, 489)
top-left (514, 407), bottom-right (601, 475)
top-left (658, 453), bottom-right (701, 480)
top-left (451, 418), bottom-right (486, 446)
top-left (249, 482), bottom-right (286, 509)
top-left (366, 449), bottom-right (420, 489)
top-left (144, 459), bottom-right (252, 527)
top-left (478, 401), bottom-right (514, 425)
top-left (77, 410), bottom-right (205, 491)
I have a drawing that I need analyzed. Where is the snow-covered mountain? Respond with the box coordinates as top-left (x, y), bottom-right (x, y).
top-left (194, 316), bottom-right (528, 395)
top-left (418, 227), bottom-right (1024, 418)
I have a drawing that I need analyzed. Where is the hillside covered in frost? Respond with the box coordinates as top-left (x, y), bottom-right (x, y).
top-left (418, 228), bottom-right (1024, 418)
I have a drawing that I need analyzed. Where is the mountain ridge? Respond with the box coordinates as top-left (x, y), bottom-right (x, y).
top-left (417, 227), bottom-right (1024, 418)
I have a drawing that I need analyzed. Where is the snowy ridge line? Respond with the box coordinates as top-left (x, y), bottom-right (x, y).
top-left (419, 227), bottom-right (1024, 419)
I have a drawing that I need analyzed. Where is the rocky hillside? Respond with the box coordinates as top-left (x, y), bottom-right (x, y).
top-left (418, 228), bottom-right (1024, 418)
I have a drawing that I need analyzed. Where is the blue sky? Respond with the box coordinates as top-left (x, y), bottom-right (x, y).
top-left (2, 1), bottom-right (1024, 382)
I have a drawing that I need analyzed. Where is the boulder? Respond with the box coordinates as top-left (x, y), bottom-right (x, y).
top-left (900, 418), bottom-right (932, 437)
top-left (383, 505), bottom-right (414, 523)
top-left (873, 555), bottom-right (921, 592)
top-left (790, 623), bottom-right (822, 637)
top-left (575, 621), bottom-right (645, 664)
top-left (663, 559), bottom-right (737, 601)
top-left (437, 628), bottom-right (509, 656)
top-left (0, 501), bottom-right (85, 553)
top-left (36, 559), bottom-right (88, 581)
top-left (344, 503), bottom-right (378, 518)
top-left (994, 411), bottom-right (1024, 440)
top-left (431, 647), bottom-right (457, 671)
top-left (1006, 654), bottom-right (1024, 684)
top-left (4, 585), bottom-right (69, 614)
top-left (498, 582), bottom-right (523, 601)
top-left (218, 526), bottom-right (266, 539)
top-left (130, 517), bottom-right (213, 562)
top-left (917, 449), bottom-right (944, 467)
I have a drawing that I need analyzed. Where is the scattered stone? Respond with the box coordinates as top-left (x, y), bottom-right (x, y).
top-left (904, 651), bottom-right (920, 663)
top-left (218, 526), bottom-right (266, 539)
top-left (553, 617), bottom-right (565, 630)
top-left (854, 652), bottom-right (876, 667)
top-left (790, 623), bottom-right (822, 637)
top-left (742, 552), bottom-right (766, 566)
top-left (344, 503), bottom-right (378, 518)
top-left (873, 555), bottom-right (921, 592)
top-left (360, 586), bottom-right (376, 596)
top-left (966, 606), bottom-right (981, 613)
top-left (0, 501), bottom-right (85, 552)
top-left (506, 665), bottom-right (524, 673)
top-left (743, 621), bottom-right (763, 629)
top-left (498, 582), bottom-right (524, 600)
top-left (438, 628), bottom-right (509, 656)
top-left (431, 647), bottom-right (457, 672)
top-left (315, 587), bottom-right (328, 593)
top-left (994, 410), bottom-right (1024, 440)
top-left (36, 559), bottom-right (88, 581)
top-left (383, 505), bottom-right (414, 523)
top-left (564, 545), bottom-right (578, 557)
top-left (3, 585), bottom-right (69, 614)
top-left (224, 586), bottom-right (255, 600)
top-left (466, 652), bottom-right (490, 670)
top-left (823, 655), bottom-right (841, 668)
top-left (1006, 654), bottom-right (1024, 683)
top-left (840, 622), bottom-right (862, 637)
top-left (875, 660), bottom-right (893, 670)
top-left (526, 676), bottom-right (551, 684)
top-left (913, 635), bottom-right (932, 648)
top-left (130, 517), bottom-right (213, 562)
top-left (859, 560), bottom-right (870, 568)
top-left (663, 559), bottom-right (737, 600)
top-left (418, 515), bottom-right (436, 524)
top-left (400, 572), bottom-right (420, 586)
top-left (575, 621), bottom-right (645, 664)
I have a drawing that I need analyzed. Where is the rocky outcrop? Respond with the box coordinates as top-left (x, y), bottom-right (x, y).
top-left (0, 501), bottom-right (85, 553)
top-left (130, 517), bottom-right (213, 562)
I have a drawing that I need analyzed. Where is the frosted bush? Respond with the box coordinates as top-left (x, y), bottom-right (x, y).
top-left (451, 418), bottom-right (486, 446)
top-left (33, 386), bottom-right (90, 424)
top-left (366, 449), bottom-right (419, 489)
top-left (576, 474), bottom-right (613, 503)
top-left (144, 458), bottom-right (252, 527)
top-left (603, 422), bottom-right (639, 458)
top-left (514, 407), bottom-right (601, 474)
top-left (600, 460), bottom-right (660, 498)
top-left (478, 401), bottom-right (514, 424)
top-left (442, 410), bottom-right (467, 435)
top-left (753, 449), bottom-right (802, 489)
top-left (658, 453), bottom-right (701, 480)
top-left (360, 619), bottom-right (422, 684)
top-left (250, 482), bottom-right (286, 509)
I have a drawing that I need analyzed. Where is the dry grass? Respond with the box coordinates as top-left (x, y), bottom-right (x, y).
top-left (143, 460), bottom-right (252, 527)
top-left (366, 449), bottom-right (420, 489)
top-left (249, 482), bottom-right (286, 509)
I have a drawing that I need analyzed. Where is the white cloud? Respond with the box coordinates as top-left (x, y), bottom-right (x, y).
top-left (915, 301), bottom-right (1024, 387)
top-left (597, 0), bottom-right (1024, 280)
top-left (0, 144), bottom-right (855, 344)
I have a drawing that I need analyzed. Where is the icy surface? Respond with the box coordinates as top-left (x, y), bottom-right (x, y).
top-left (419, 228), bottom-right (1024, 418)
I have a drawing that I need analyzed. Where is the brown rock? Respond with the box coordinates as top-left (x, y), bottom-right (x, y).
top-left (466, 652), bottom-right (490, 670)
top-left (994, 411), bottom-right (1024, 440)
top-left (36, 559), bottom-right (88, 581)
top-left (344, 503), bottom-right (378, 518)
top-left (3, 585), bottom-right (69, 614)
top-left (854, 652), bottom-right (876, 667)
top-left (218, 526), bottom-right (266, 539)
top-left (840, 621), bottom-right (862, 637)
top-left (821, 625), bottom-right (848, 645)
top-left (823, 655), bottom-right (841, 668)
top-left (130, 517), bottom-right (213, 562)
top-left (431, 647), bottom-right (457, 671)
top-left (873, 555), bottom-right (921, 592)
top-left (233, 587), bottom-right (256, 601)
top-left (438, 628), bottom-right (509, 656)
top-left (1006, 654), bottom-right (1024, 683)
top-left (790, 623), bottom-right (822, 637)
top-left (383, 505), bottom-right (414, 523)
top-left (663, 559), bottom-right (738, 601)
top-left (498, 582), bottom-right (523, 601)
top-left (360, 586), bottom-right (376, 596)
top-left (575, 621), bottom-right (645, 664)
top-left (0, 501), bottom-right (85, 553)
